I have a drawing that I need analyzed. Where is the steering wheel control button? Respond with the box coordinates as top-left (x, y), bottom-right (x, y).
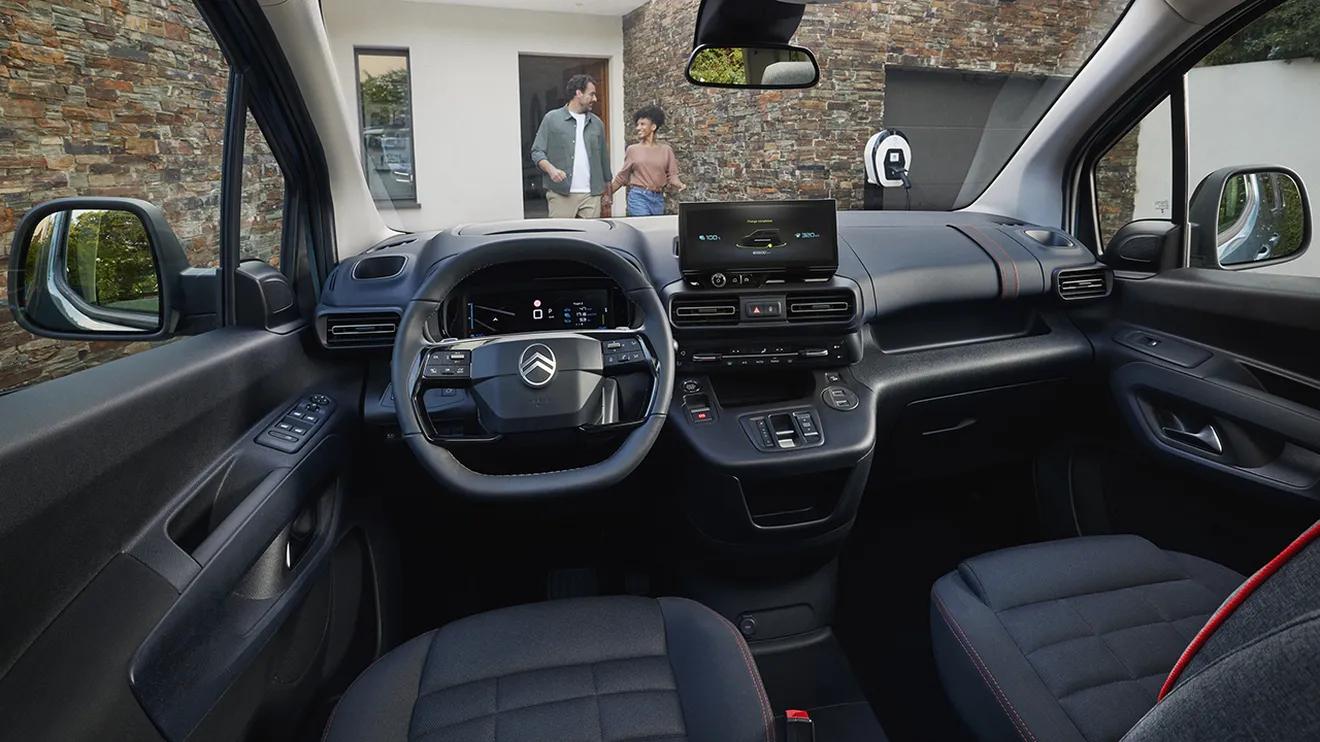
top-left (518, 343), bottom-right (557, 388)
top-left (710, 272), bottom-right (728, 288)
top-left (823, 386), bottom-right (860, 411)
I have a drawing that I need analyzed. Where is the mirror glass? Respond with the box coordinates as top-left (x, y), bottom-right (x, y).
top-left (1217, 171), bottom-right (1306, 265)
top-left (686, 45), bottom-right (819, 89)
top-left (19, 208), bottom-right (161, 334)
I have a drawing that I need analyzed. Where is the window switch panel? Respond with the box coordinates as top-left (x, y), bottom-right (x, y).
top-left (258, 394), bottom-right (336, 453)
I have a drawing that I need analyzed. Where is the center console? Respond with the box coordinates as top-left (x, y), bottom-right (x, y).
top-left (661, 200), bottom-right (877, 644)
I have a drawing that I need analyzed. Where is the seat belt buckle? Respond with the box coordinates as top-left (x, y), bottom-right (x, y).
top-left (785, 709), bottom-right (814, 742)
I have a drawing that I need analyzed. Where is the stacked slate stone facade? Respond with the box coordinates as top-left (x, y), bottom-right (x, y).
top-left (0, 0), bottom-right (283, 392)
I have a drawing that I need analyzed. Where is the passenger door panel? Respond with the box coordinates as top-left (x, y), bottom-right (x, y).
top-left (1082, 268), bottom-right (1320, 506)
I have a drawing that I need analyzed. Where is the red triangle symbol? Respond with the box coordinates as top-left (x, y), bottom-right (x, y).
top-left (753, 307), bottom-right (761, 314)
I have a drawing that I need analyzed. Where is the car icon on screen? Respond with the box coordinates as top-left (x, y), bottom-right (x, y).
top-left (737, 229), bottom-right (786, 249)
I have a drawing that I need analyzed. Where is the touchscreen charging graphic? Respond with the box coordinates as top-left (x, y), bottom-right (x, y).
top-left (736, 228), bottom-right (786, 249)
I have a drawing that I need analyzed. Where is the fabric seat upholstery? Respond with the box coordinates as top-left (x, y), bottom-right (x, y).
top-left (324, 595), bottom-right (775, 742)
top-left (930, 535), bottom-right (1243, 742)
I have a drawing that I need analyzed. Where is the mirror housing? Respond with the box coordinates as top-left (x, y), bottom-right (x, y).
top-left (1189, 166), bottom-right (1310, 269)
top-left (6, 197), bottom-right (201, 341)
top-left (1101, 219), bottom-right (1183, 272)
top-left (685, 44), bottom-right (820, 90)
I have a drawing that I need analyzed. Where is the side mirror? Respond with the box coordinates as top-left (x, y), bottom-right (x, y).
top-left (685, 44), bottom-right (820, 89)
top-left (6, 198), bottom-right (194, 340)
top-left (1189, 166), bottom-right (1310, 269)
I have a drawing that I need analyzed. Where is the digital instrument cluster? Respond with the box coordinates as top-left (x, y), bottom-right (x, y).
top-left (465, 289), bottom-right (611, 337)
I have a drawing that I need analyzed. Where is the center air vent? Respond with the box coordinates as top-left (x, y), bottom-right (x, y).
top-left (1055, 267), bottom-right (1112, 301)
top-left (323, 312), bottom-right (400, 348)
top-left (786, 290), bottom-right (856, 322)
top-left (671, 297), bottom-right (739, 327)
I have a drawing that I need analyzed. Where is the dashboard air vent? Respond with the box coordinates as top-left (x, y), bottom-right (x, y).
top-left (324, 312), bottom-right (400, 347)
top-left (1055, 267), bottom-right (1112, 301)
top-left (786, 290), bottom-right (856, 322)
top-left (671, 297), bottom-right (739, 327)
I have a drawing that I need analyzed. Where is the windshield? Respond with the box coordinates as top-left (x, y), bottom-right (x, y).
top-left (326, 0), bottom-right (1130, 230)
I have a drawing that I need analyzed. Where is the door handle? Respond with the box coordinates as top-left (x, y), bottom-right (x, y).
top-left (1160, 415), bottom-right (1224, 455)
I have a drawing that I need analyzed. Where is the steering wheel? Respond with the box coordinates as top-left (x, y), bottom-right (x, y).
top-left (391, 237), bottom-right (675, 499)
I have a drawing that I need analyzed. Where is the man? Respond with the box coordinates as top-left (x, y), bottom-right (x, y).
top-left (530, 74), bottom-right (613, 219)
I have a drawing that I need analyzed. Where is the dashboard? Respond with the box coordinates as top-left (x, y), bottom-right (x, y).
top-left (318, 206), bottom-right (1109, 483)
top-left (319, 206), bottom-right (1111, 549)
top-left (316, 208), bottom-right (1107, 344)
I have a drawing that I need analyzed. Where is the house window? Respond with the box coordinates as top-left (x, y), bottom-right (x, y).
top-left (355, 48), bottom-right (417, 205)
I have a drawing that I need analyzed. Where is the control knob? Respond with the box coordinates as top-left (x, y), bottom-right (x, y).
top-left (710, 272), bottom-right (728, 288)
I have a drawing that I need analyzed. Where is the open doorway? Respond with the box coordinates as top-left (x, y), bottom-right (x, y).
top-left (519, 55), bottom-right (610, 219)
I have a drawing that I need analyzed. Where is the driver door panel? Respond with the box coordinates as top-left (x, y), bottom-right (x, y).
top-left (0, 326), bottom-right (375, 741)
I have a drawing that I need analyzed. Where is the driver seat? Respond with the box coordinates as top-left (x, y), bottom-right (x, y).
top-left (323, 596), bottom-right (776, 742)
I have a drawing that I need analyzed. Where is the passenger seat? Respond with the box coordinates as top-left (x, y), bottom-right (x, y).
top-left (930, 535), bottom-right (1243, 742)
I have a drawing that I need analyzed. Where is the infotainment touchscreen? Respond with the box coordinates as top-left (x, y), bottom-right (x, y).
top-left (678, 199), bottom-right (838, 279)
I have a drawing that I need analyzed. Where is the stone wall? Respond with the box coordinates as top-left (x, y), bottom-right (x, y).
top-left (1095, 124), bottom-right (1140, 246)
top-left (623, 0), bottom-right (1128, 211)
top-left (0, 0), bottom-right (283, 393)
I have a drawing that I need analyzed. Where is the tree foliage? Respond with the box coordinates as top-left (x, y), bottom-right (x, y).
top-left (65, 210), bottom-right (159, 308)
top-left (688, 47), bottom-right (746, 85)
top-left (1203, 0), bottom-right (1320, 65)
top-left (360, 68), bottom-right (410, 126)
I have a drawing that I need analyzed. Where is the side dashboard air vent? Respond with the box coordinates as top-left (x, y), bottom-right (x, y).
top-left (786, 290), bottom-right (856, 322)
top-left (670, 297), bottom-right (739, 327)
top-left (323, 312), bottom-right (400, 347)
top-left (1055, 267), bottom-right (1112, 301)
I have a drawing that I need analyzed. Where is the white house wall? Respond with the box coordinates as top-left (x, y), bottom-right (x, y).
top-left (322, 0), bottom-right (629, 230)
top-left (1132, 59), bottom-right (1320, 275)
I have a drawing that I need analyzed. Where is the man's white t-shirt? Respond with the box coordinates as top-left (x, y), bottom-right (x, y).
top-left (568, 110), bottom-right (591, 194)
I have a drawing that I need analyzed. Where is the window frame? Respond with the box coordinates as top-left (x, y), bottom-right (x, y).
top-left (353, 46), bottom-right (419, 208)
top-left (1068, 0), bottom-right (1291, 262)
top-left (195, 0), bottom-right (338, 308)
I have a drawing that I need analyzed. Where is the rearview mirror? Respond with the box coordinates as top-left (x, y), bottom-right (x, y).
top-left (1189, 166), bottom-right (1311, 268)
top-left (7, 198), bottom-right (193, 340)
top-left (685, 44), bottom-right (820, 89)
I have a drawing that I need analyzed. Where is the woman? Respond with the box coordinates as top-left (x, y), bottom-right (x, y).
top-left (607, 105), bottom-right (685, 216)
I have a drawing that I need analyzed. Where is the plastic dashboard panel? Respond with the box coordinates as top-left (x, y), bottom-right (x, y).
top-left (316, 211), bottom-right (1102, 333)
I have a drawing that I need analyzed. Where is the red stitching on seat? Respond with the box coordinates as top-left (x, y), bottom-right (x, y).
top-left (968, 225), bottom-right (1020, 300)
top-left (683, 599), bottom-right (773, 742)
top-left (1159, 520), bottom-right (1320, 700)
top-left (934, 591), bottom-right (1037, 742)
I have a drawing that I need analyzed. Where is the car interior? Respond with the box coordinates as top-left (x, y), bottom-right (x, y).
top-left (2, 0), bottom-right (1320, 740)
